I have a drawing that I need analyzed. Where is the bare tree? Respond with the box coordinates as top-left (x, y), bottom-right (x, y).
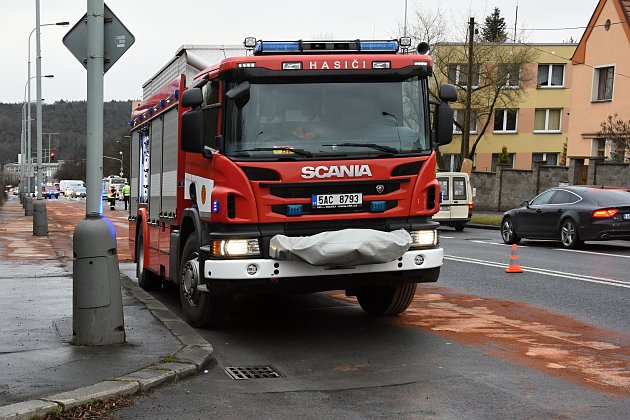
top-left (597, 113), bottom-right (630, 162)
top-left (432, 41), bottom-right (539, 163)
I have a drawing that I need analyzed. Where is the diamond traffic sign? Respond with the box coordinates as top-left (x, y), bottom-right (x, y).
top-left (63, 3), bottom-right (135, 73)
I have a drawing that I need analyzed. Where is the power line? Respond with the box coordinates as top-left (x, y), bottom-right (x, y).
top-left (518, 21), bottom-right (625, 32)
top-left (529, 44), bottom-right (630, 81)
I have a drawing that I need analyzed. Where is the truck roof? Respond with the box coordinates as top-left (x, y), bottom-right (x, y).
top-left (142, 45), bottom-right (248, 100)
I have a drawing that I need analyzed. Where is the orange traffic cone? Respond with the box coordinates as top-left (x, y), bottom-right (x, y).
top-left (506, 244), bottom-right (523, 273)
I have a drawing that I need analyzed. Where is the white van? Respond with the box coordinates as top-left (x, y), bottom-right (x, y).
top-left (59, 180), bottom-right (86, 197)
top-left (433, 172), bottom-right (474, 231)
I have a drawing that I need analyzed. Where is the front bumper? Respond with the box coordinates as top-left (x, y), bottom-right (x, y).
top-left (200, 248), bottom-right (443, 294)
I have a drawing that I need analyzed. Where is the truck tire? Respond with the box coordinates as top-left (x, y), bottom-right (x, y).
top-left (179, 235), bottom-right (232, 328)
top-left (136, 230), bottom-right (162, 290)
top-left (454, 222), bottom-right (466, 232)
top-left (355, 283), bottom-right (417, 316)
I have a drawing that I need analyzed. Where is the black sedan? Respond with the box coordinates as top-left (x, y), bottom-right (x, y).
top-left (501, 186), bottom-right (630, 249)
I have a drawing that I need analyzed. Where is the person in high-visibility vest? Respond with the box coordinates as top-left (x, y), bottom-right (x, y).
top-left (109, 185), bottom-right (117, 211)
top-left (122, 182), bottom-right (131, 210)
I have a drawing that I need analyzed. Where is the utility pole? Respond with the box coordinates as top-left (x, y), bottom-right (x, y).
top-left (71, 0), bottom-right (125, 346)
top-left (33, 0), bottom-right (49, 236)
top-left (461, 17), bottom-right (475, 162)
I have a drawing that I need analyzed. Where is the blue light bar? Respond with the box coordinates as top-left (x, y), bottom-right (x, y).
top-left (286, 204), bottom-right (303, 216)
top-left (360, 41), bottom-right (399, 52)
top-left (212, 200), bottom-right (220, 213)
top-left (255, 41), bottom-right (301, 55)
top-left (370, 201), bottom-right (387, 212)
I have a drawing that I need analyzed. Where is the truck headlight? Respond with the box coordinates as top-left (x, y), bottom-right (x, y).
top-left (409, 230), bottom-right (438, 248)
top-left (211, 239), bottom-right (261, 257)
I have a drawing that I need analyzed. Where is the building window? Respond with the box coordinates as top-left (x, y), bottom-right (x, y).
top-left (532, 153), bottom-right (558, 167)
top-left (498, 64), bottom-right (520, 88)
top-left (534, 109), bottom-right (562, 132)
top-left (448, 64), bottom-right (480, 87)
top-left (594, 66), bottom-right (614, 101)
top-left (537, 64), bottom-right (565, 88)
top-left (442, 153), bottom-right (461, 172)
top-left (491, 153), bottom-right (515, 172)
top-left (453, 109), bottom-right (477, 133)
top-left (595, 138), bottom-right (606, 158)
top-left (494, 109), bottom-right (518, 133)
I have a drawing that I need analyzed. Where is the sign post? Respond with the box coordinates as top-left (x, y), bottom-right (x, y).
top-left (65, 1), bottom-right (134, 346)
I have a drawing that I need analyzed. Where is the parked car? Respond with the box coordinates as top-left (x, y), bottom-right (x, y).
top-left (501, 186), bottom-right (630, 249)
top-left (433, 172), bottom-right (474, 231)
top-left (42, 185), bottom-right (60, 199)
top-left (65, 186), bottom-right (87, 198)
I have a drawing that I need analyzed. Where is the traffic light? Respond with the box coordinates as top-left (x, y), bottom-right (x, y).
top-left (50, 151), bottom-right (55, 162)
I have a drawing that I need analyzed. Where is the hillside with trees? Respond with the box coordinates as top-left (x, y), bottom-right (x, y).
top-left (0, 100), bottom-right (133, 180)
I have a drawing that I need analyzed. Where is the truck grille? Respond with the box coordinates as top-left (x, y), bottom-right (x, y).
top-left (261, 178), bottom-right (410, 199)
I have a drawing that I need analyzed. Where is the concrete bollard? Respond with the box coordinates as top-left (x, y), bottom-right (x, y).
top-left (73, 216), bottom-right (125, 346)
top-left (33, 200), bottom-right (48, 236)
top-left (24, 196), bottom-right (34, 216)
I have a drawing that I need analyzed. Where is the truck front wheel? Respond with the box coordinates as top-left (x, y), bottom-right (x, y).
top-left (355, 283), bottom-right (417, 316)
top-left (179, 235), bottom-right (232, 328)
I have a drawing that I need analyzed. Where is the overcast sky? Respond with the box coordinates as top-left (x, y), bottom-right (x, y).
top-left (1, 0), bottom-right (598, 104)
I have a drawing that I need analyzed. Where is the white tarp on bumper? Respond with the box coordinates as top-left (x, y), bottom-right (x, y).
top-left (269, 228), bottom-right (412, 267)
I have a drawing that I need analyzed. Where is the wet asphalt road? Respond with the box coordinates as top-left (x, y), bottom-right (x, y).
top-left (113, 226), bottom-right (630, 419)
top-left (24, 197), bottom-right (629, 419)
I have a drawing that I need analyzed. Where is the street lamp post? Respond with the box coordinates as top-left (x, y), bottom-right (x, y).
top-left (22, 75), bottom-right (53, 201)
top-left (103, 155), bottom-right (123, 176)
top-left (119, 151), bottom-right (124, 177)
top-left (32, 1), bottom-right (68, 236)
top-left (26, 19), bottom-right (68, 196)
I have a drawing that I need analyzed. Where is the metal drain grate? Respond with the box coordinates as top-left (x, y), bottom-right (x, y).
top-left (225, 366), bottom-right (283, 380)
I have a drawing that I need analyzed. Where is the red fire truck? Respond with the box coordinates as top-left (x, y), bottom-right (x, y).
top-left (129, 38), bottom-right (456, 328)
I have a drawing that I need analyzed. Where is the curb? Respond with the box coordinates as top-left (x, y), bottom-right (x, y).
top-left (0, 273), bottom-right (213, 420)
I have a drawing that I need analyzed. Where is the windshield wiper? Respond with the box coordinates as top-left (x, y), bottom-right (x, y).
top-left (234, 147), bottom-right (313, 157)
top-left (321, 143), bottom-right (399, 154)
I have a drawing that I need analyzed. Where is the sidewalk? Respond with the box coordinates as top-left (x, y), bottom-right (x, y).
top-left (0, 197), bottom-right (214, 420)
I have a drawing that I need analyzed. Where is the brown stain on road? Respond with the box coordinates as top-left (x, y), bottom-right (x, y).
top-left (332, 286), bottom-right (630, 396)
top-left (0, 199), bottom-right (132, 268)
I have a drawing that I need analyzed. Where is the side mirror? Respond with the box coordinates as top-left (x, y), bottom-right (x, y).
top-left (226, 81), bottom-right (251, 108)
top-left (435, 102), bottom-right (454, 146)
top-left (181, 109), bottom-right (204, 153)
top-left (520, 200), bottom-right (529, 208)
top-left (439, 83), bottom-right (458, 102)
top-left (181, 88), bottom-right (203, 108)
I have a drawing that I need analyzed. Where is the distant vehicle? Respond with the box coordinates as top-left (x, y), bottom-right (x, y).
top-left (102, 176), bottom-right (127, 200)
top-left (59, 180), bottom-right (85, 196)
top-left (42, 185), bottom-right (60, 199)
top-left (65, 186), bottom-right (87, 198)
top-left (433, 172), bottom-right (473, 231)
top-left (501, 186), bottom-right (630, 249)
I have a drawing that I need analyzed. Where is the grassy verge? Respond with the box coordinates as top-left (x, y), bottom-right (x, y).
top-left (470, 213), bottom-right (502, 226)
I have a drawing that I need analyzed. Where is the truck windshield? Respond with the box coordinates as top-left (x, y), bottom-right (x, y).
top-left (224, 77), bottom-right (429, 159)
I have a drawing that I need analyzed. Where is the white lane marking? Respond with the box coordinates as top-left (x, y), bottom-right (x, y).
top-left (553, 248), bottom-right (630, 259)
top-left (440, 235), bottom-right (454, 239)
top-left (470, 240), bottom-right (520, 247)
top-left (444, 255), bottom-right (630, 289)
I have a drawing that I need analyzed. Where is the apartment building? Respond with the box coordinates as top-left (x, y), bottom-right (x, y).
top-left (434, 42), bottom-right (577, 172)
top-left (567, 0), bottom-right (630, 164)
